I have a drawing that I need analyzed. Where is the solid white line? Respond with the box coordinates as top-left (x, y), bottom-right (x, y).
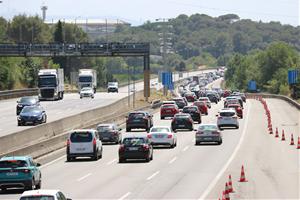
top-left (198, 102), bottom-right (252, 200)
top-left (40, 155), bottom-right (66, 169)
top-left (118, 192), bottom-right (131, 200)
top-left (106, 158), bottom-right (117, 165)
top-left (182, 145), bottom-right (190, 152)
top-left (146, 171), bottom-right (160, 181)
top-left (168, 157), bottom-right (177, 164)
top-left (77, 173), bottom-right (92, 182)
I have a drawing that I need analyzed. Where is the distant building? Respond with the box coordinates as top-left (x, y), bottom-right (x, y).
top-left (45, 19), bottom-right (131, 38)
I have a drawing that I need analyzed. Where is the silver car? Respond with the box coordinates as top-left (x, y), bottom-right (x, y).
top-left (195, 124), bottom-right (222, 145)
top-left (66, 129), bottom-right (102, 161)
top-left (147, 126), bottom-right (177, 148)
top-left (216, 109), bottom-right (239, 130)
top-left (80, 87), bottom-right (94, 99)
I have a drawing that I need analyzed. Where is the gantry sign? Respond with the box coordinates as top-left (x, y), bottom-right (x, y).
top-left (0, 42), bottom-right (151, 100)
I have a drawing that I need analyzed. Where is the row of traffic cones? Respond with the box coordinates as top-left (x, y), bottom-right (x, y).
top-left (219, 166), bottom-right (248, 200)
top-left (258, 97), bottom-right (300, 149)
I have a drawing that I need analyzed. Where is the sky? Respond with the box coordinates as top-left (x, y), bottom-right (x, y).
top-left (0, 0), bottom-right (299, 26)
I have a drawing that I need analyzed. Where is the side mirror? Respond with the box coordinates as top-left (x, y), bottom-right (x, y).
top-left (36, 163), bottom-right (41, 167)
top-left (215, 114), bottom-right (218, 117)
top-left (119, 128), bottom-right (122, 131)
top-left (193, 129), bottom-right (197, 131)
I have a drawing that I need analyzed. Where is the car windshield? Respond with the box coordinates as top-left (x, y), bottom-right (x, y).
top-left (0, 160), bottom-right (28, 168)
top-left (81, 88), bottom-right (92, 91)
top-left (183, 107), bottom-right (197, 112)
top-left (123, 138), bottom-right (145, 146)
top-left (20, 196), bottom-right (55, 200)
top-left (20, 97), bottom-right (37, 104)
top-left (38, 75), bottom-right (56, 87)
top-left (97, 126), bottom-right (112, 132)
top-left (21, 107), bottom-right (40, 114)
top-left (220, 112), bottom-right (235, 117)
top-left (128, 113), bottom-right (145, 119)
top-left (151, 127), bottom-right (170, 132)
top-left (79, 76), bottom-right (92, 82)
top-left (70, 132), bottom-right (93, 143)
top-left (198, 125), bottom-right (218, 131)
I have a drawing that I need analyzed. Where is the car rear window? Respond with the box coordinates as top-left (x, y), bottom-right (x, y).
top-left (220, 112), bottom-right (235, 117)
top-left (123, 138), bottom-right (145, 146)
top-left (20, 196), bottom-right (55, 200)
top-left (198, 125), bottom-right (218, 131)
top-left (20, 97), bottom-right (37, 104)
top-left (97, 126), bottom-right (112, 132)
top-left (151, 127), bottom-right (169, 132)
top-left (183, 107), bottom-right (197, 112)
top-left (0, 160), bottom-right (28, 168)
top-left (175, 115), bottom-right (189, 119)
top-left (162, 105), bottom-right (175, 109)
top-left (70, 132), bottom-right (93, 143)
top-left (128, 113), bottom-right (145, 119)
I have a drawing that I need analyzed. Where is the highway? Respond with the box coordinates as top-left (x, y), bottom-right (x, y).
top-left (0, 70), bottom-right (210, 137)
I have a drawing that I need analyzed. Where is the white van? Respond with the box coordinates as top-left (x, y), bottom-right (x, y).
top-left (66, 129), bottom-right (103, 161)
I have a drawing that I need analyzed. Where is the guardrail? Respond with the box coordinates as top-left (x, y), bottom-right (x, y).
top-left (246, 93), bottom-right (300, 110)
top-left (0, 88), bottom-right (38, 100)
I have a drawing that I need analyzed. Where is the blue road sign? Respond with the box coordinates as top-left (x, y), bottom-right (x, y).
top-left (288, 69), bottom-right (299, 85)
top-left (162, 72), bottom-right (174, 90)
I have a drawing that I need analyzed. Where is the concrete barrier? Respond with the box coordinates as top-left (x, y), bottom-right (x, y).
top-left (246, 93), bottom-right (300, 110)
top-left (0, 90), bottom-right (146, 156)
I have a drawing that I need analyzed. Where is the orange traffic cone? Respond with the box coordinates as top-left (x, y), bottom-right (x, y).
top-left (224, 183), bottom-right (230, 200)
top-left (275, 127), bottom-right (279, 138)
top-left (297, 137), bottom-right (300, 149)
top-left (281, 130), bottom-right (286, 141)
top-left (239, 165), bottom-right (248, 182)
top-left (268, 124), bottom-right (273, 134)
top-left (228, 175), bottom-right (234, 193)
top-left (290, 134), bottom-right (294, 145)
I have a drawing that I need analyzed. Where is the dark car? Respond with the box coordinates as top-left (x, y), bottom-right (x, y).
top-left (182, 106), bottom-right (201, 123)
top-left (172, 97), bottom-right (187, 109)
top-left (206, 93), bottom-right (218, 104)
top-left (126, 111), bottom-right (153, 132)
top-left (97, 123), bottom-right (122, 144)
top-left (16, 96), bottom-right (40, 115)
top-left (17, 106), bottom-right (47, 126)
top-left (118, 135), bottom-right (153, 163)
top-left (171, 113), bottom-right (194, 131)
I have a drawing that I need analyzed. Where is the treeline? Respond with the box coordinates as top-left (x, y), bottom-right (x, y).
top-left (225, 42), bottom-right (300, 96)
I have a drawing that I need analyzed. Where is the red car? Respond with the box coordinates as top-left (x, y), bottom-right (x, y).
top-left (160, 104), bottom-right (179, 119)
top-left (223, 90), bottom-right (231, 98)
top-left (193, 101), bottom-right (208, 115)
top-left (184, 92), bottom-right (197, 102)
top-left (227, 104), bottom-right (243, 118)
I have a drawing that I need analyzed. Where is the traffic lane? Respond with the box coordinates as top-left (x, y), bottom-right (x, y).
top-left (206, 99), bottom-right (299, 199)
top-left (0, 92), bottom-right (128, 136)
top-left (0, 98), bottom-right (246, 199)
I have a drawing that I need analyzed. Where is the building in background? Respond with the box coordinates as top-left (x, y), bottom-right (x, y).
top-left (45, 19), bottom-right (131, 38)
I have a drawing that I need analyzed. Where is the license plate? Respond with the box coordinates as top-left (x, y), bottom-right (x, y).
top-left (129, 147), bottom-right (138, 151)
top-left (204, 137), bottom-right (212, 141)
top-left (156, 135), bottom-right (164, 138)
top-left (166, 110), bottom-right (171, 113)
top-left (103, 137), bottom-right (109, 140)
top-left (133, 119), bottom-right (140, 122)
top-left (76, 148), bottom-right (86, 151)
top-left (178, 125), bottom-right (185, 127)
top-left (6, 172), bottom-right (18, 176)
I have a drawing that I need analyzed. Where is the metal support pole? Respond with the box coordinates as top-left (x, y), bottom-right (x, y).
top-left (144, 55), bottom-right (150, 102)
top-left (128, 65), bottom-right (130, 107)
top-left (133, 65), bottom-right (135, 108)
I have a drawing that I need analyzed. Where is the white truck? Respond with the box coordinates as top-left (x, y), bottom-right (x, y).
top-left (107, 82), bottom-right (119, 93)
top-left (38, 69), bottom-right (64, 100)
top-left (78, 69), bottom-right (97, 93)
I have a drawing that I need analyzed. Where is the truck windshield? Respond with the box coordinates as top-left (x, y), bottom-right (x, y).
top-left (79, 76), bottom-right (92, 82)
top-left (38, 75), bottom-right (56, 87)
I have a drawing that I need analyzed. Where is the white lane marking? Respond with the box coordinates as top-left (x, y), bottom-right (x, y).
top-left (198, 102), bottom-right (252, 200)
top-left (106, 158), bottom-right (117, 165)
top-left (40, 155), bottom-right (66, 169)
top-left (168, 157), bottom-right (177, 164)
top-left (182, 145), bottom-right (190, 152)
top-left (146, 171), bottom-right (160, 181)
top-left (77, 173), bottom-right (92, 182)
top-left (118, 192), bottom-right (131, 200)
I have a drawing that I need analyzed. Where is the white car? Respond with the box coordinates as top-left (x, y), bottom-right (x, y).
top-left (20, 190), bottom-right (72, 200)
top-left (80, 87), bottom-right (94, 99)
top-left (216, 109), bottom-right (239, 130)
top-left (199, 97), bottom-right (211, 108)
top-left (66, 129), bottom-right (102, 161)
top-left (147, 126), bottom-right (177, 148)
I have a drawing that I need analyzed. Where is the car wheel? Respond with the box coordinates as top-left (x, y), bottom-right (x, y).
top-left (92, 151), bottom-right (98, 161)
top-left (119, 158), bottom-right (125, 163)
top-left (146, 156), bottom-right (151, 162)
top-left (218, 139), bottom-right (223, 145)
top-left (241, 116), bottom-right (243, 119)
top-left (25, 179), bottom-right (35, 190)
top-left (99, 148), bottom-right (103, 159)
top-left (0, 187), bottom-right (7, 193)
top-left (236, 126), bottom-right (239, 129)
top-left (150, 153), bottom-right (153, 160)
top-left (195, 141), bottom-right (200, 145)
top-left (36, 178), bottom-right (41, 189)
top-left (67, 156), bottom-right (72, 162)
top-left (18, 122), bottom-right (22, 126)
top-left (198, 120), bottom-right (202, 124)
top-left (205, 112), bottom-right (208, 115)
top-left (161, 116), bottom-right (164, 120)
top-left (126, 128), bottom-right (130, 132)
top-left (80, 96), bottom-right (82, 99)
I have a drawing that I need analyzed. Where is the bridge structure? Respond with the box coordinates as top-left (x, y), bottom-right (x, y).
top-left (0, 42), bottom-right (151, 100)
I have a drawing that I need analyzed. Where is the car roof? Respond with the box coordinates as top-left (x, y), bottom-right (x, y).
top-left (162, 100), bottom-right (176, 103)
top-left (199, 123), bottom-right (218, 127)
top-left (70, 129), bottom-right (96, 133)
top-left (220, 108), bottom-right (236, 112)
top-left (20, 96), bottom-right (38, 100)
top-left (122, 133), bottom-right (148, 139)
top-left (151, 126), bottom-right (170, 129)
top-left (129, 111), bottom-right (147, 114)
top-left (0, 156), bottom-right (31, 161)
top-left (97, 123), bottom-right (115, 127)
top-left (21, 190), bottom-right (60, 197)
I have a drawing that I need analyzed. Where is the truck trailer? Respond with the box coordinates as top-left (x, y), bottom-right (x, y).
top-left (78, 69), bottom-right (97, 93)
top-left (38, 69), bottom-right (64, 100)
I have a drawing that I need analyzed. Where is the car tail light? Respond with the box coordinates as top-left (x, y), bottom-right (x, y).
top-left (212, 131), bottom-right (220, 135)
top-left (119, 144), bottom-right (125, 152)
top-left (22, 169), bottom-right (30, 173)
top-left (147, 134), bottom-right (152, 139)
top-left (93, 138), bottom-right (97, 145)
top-left (196, 131), bottom-right (203, 136)
top-left (66, 139), bottom-right (70, 146)
top-left (167, 134), bottom-right (172, 138)
top-left (143, 144), bottom-right (149, 150)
